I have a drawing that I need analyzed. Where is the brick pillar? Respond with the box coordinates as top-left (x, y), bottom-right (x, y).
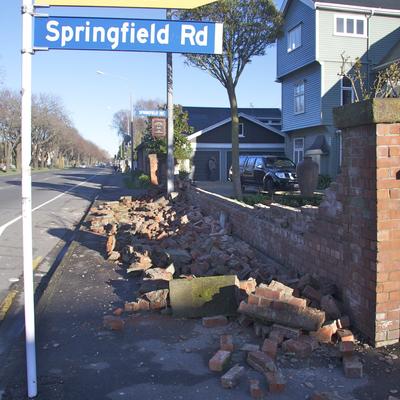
top-left (375, 123), bottom-right (400, 346)
top-left (334, 99), bottom-right (400, 346)
top-left (148, 154), bottom-right (159, 185)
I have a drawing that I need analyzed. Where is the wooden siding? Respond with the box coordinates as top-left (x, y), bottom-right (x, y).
top-left (277, 0), bottom-right (316, 79)
top-left (282, 63), bottom-right (322, 132)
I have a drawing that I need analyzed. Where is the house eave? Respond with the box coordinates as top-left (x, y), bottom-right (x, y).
top-left (314, 2), bottom-right (400, 16)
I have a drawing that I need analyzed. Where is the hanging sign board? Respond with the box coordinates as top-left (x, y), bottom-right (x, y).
top-left (137, 110), bottom-right (167, 117)
top-left (34, 16), bottom-right (223, 54)
top-left (152, 118), bottom-right (167, 138)
top-left (34, 0), bottom-right (218, 8)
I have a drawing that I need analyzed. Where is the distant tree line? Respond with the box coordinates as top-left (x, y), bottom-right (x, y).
top-left (0, 88), bottom-right (109, 171)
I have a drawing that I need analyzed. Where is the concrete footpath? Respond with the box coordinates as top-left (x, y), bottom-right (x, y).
top-left (0, 178), bottom-right (399, 400)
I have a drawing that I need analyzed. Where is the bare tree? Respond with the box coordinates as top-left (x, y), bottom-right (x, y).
top-left (177, 0), bottom-right (282, 199)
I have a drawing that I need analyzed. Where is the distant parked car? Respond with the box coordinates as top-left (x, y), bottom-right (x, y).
top-left (238, 155), bottom-right (297, 193)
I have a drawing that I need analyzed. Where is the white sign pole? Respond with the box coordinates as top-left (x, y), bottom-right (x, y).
top-left (166, 8), bottom-right (174, 195)
top-left (21, 0), bottom-right (37, 397)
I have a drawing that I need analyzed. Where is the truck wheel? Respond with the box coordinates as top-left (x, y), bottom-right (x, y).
top-left (264, 178), bottom-right (275, 194)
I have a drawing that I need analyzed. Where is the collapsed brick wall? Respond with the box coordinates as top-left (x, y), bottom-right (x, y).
top-left (186, 122), bottom-right (400, 347)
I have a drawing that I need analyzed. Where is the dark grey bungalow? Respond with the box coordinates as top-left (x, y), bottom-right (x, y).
top-left (183, 107), bottom-right (285, 182)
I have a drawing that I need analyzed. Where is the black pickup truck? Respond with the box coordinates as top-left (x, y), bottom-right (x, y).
top-left (237, 155), bottom-right (297, 192)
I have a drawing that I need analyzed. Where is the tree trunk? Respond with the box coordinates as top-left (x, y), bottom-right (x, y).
top-left (5, 141), bottom-right (11, 170)
top-left (16, 143), bottom-right (21, 170)
top-left (227, 80), bottom-right (242, 200)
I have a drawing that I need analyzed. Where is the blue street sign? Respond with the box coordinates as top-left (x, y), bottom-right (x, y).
top-left (34, 16), bottom-right (223, 54)
top-left (137, 110), bottom-right (167, 117)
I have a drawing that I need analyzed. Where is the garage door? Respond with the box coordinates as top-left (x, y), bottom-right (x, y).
top-left (193, 151), bottom-right (220, 181)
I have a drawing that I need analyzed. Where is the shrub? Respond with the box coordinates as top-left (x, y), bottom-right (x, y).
top-left (318, 174), bottom-right (332, 190)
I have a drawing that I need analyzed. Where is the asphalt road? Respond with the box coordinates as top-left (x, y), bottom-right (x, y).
top-left (0, 167), bottom-right (112, 304)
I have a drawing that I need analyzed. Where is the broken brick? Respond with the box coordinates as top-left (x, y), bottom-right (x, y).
top-left (241, 344), bottom-right (260, 352)
top-left (262, 338), bottom-right (278, 359)
top-left (336, 329), bottom-right (354, 342)
top-left (255, 285), bottom-right (282, 301)
top-left (113, 307), bottom-right (123, 316)
top-left (238, 315), bottom-right (253, 327)
top-left (311, 321), bottom-right (337, 343)
top-left (209, 350), bottom-right (231, 372)
top-left (269, 330), bottom-right (284, 345)
top-left (249, 379), bottom-right (264, 399)
top-left (220, 335), bottom-right (234, 352)
top-left (266, 370), bottom-right (286, 393)
top-left (267, 280), bottom-right (294, 297)
top-left (302, 285), bottom-right (322, 303)
top-left (106, 235), bottom-right (116, 254)
top-left (221, 364), bottom-right (244, 388)
top-left (103, 315), bottom-right (124, 331)
top-left (202, 315), bottom-right (228, 328)
top-left (247, 351), bottom-right (276, 374)
top-left (343, 355), bottom-right (363, 378)
top-left (239, 278), bottom-right (257, 294)
top-left (248, 294), bottom-right (261, 305)
top-left (339, 341), bottom-right (355, 355)
top-left (282, 338), bottom-right (313, 358)
top-left (271, 323), bottom-right (301, 339)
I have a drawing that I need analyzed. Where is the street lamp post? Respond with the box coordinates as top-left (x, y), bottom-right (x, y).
top-left (96, 70), bottom-right (134, 175)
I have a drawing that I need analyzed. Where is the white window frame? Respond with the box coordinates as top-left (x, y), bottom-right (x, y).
top-left (294, 81), bottom-right (305, 115)
top-left (293, 137), bottom-right (304, 165)
top-left (239, 123), bottom-right (245, 137)
top-left (287, 24), bottom-right (302, 53)
top-left (334, 14), bottom-right (367, 38)
top-left (341, 77), bottom-right (355, 106)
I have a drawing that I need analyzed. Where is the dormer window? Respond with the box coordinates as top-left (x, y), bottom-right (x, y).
top-left (335, 14), bottom-right (366, 37)
top-left (287, 24), bottom-right (302, 53)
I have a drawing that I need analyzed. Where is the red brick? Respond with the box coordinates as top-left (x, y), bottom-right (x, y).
top-left (285, 296), bottom-right (307, 308)
top-left (255, 286), bottom-right (282, 300)
top-left (339, 341), bottom-right (355, 355)
top-left (248, 294), bottom-right (261, 305)
top-left (265, 371), bottom-right (286, 393)
top-left (137, 299), bottom-right (150, 311)
top-left (238, 314), bottom-right (253, 327)
top-left (343, 355), bottom-right (363, 378)
top-left (113, 307), bottom-right (124, 316)
top-left (220, 335), bottom-right (234, 352)
top-left (103, 315), bottom-right (124, 331)
top-left (209, 350), bottom-right (231, 372)
top-left (247, 351), bottom-right (277, 374)
top-left (202, 315), bottom-right (228, 328)
top-left (261, 338), bottom-right (278, 359)
top-left (336, 329), bottom-right (355, 342)
top-left (221, 364), bottom-right (244, 389)
top-left (239, 278), bottom-right (257, 294)
top-left (249, 379), bottom-right (264, 399)
top-left (311, 323), bottom-right (336, 344)
top-left (272, 324), bottom-right (301, 339)
top-left (269, 330), bottom-right (284, 344)
top-left (282, 338), bottom-right (313, 358)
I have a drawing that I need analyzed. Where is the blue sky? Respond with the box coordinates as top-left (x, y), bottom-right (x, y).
top-left (0, 1), bottom-right (283, 156)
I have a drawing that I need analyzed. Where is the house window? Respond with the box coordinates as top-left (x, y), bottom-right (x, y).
top-left (335, 14), bottom-right (366, 37)
top-left (239, 123), bottom-right (245, 137)
top-left (293, 137), bottom-right (304, 165)
top-left (294, 81), bottom-right (305, 114)
top-left (287, 24), bottom-right (302, 53)
top-left (341, 77), bottom-right (355, 105)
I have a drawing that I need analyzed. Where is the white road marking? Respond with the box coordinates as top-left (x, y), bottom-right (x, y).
top-left (0, 173), bottom-right (99, 238)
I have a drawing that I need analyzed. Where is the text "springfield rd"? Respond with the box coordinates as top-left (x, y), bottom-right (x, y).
top-left (34, 16), bottom-right (224, 55)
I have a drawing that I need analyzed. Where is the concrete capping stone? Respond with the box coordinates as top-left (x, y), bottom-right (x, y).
top-left (333, 98), bottom-right (400, 129)
top-left (194, 187), bottom-right (254, 210)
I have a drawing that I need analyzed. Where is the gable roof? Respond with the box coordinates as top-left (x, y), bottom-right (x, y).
top-left (281, 0), bottom-right (400, 15)
top-left (187, 113), bottom-right (284, 141)
top-left (182, 106), bottom-right (281, 133)
top-left (375, 40), bottom-right (400, 70)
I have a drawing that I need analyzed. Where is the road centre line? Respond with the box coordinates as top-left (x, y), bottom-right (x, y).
top-left (0, 173), bottom-right (99, 238)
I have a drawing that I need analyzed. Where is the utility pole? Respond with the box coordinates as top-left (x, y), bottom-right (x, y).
top-left (166, 8), bottom-right (174, 195)
top-left (21, 0), bottom-right (37, 397)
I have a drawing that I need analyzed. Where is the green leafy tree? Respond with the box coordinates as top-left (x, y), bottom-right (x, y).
top-left (143, 104), bottom-right (193, 160)
top-left (177, 0), bottom-right (282, 199)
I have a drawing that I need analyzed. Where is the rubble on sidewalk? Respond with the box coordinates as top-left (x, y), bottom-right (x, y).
top-left (86, 194), bottom-right (364, 397)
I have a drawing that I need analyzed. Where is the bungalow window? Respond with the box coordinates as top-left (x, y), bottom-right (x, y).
top-left (293, 137), bottom-right (304, 165)
top-left (341, 77), bottom-right (354, 105)
top-left (294, 81), bottom-right (305, 114)
top-left (287, 24), bottom-right (302, 53)
top-left (335, 14), bottom-right (366, 37)
top-left (239, 123), bottom-right (245, 137)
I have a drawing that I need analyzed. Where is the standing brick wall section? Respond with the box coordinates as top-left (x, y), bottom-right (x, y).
top-left (186, 102), bottom-right (400, 347)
